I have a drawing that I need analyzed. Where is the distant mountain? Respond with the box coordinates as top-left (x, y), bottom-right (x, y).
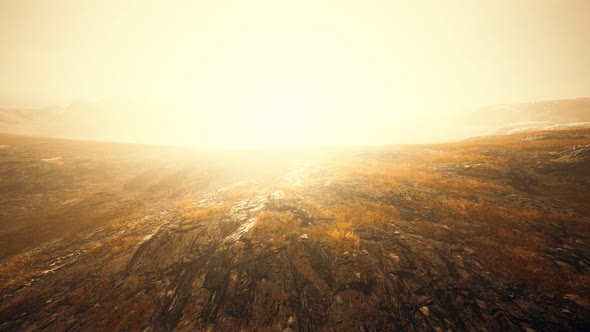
top-left (1, 98), bottom-right (589, 145)
top-left (459, 98), bottom-right (590, 136)
top-left (0, 100), bottom-right (195, 145)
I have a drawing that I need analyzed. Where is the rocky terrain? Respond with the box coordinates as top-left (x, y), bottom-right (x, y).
top-left (1, 129), bottom-right (590, 331)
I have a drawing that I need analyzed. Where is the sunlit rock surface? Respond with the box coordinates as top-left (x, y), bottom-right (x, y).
top-left (1, 130), bottom-right (590, 331)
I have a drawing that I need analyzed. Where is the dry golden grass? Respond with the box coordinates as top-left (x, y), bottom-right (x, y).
top-left (174, 199), bottom-right (194, 212)
top-left (248, 197), bottom-right (395, 250)
top-left (433, 177), bottom-right (513, 195)
top-left (434, 199), bottom-right (512, 222)
top-left (249, 211), bottom-right (298, 246)
top-left (308, 220), bottom-right (360, 250)
top-left (283, 130), bottom-right (589, 300)
top-left (218, 183), bottom-right (263, 201)
top-left (300, 199), bottom-right (331, 219)
top-left (419, 152), bottom-right (507, 166)
top-left (428, 192), bottom-right (590, 298)
top-left (300, 201), bottom-right (399, 249)
top-left (326, 160), bottom-right (403, 192)
top-left (472, 237), bottom-right (557, 288)
top-left (181, 205), bottom-right (224, 220)
top-left (346, 166), bottom-right (401, 191)
top-left (92, 233), bottom-right (143, 256)
top-left (178, 203), bottom-right (229, 221)
top-left (436, 129), bottom-right (590, 154)
top-left (539, 185), bottom-right (590, 216)
top-left (332, 158), bottom-right (512, 199)
top-left (329, 202), bottom-right (399, 229)
top-left (434, 198), bottom-right (544, 225)
top-left (328, 229), bottom-right (360, 246)
top-left (495, 228), bottom-right (548, 252)
top-left (434, 198), bottom-right (584, 234)
top-left (392, 168), bottom-right (513, 198)
top-left (413, 220), bottom-right (446, 239)
top-left (220, 189), bottom-right (259, 201)
top-left (470, 236), bottom-right (590, 298)
top-left (0, 251), bottom-right (37, 294)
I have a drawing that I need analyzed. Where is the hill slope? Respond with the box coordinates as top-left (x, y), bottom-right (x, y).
top-left (0, 130), bottom-right (589, 331)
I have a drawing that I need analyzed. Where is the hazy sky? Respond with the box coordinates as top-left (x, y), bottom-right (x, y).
top-left (1, 0), bottom-right (589, 147)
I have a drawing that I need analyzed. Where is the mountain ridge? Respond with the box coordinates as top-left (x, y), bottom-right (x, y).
top-left (1, 98), bottom-right (590, 147)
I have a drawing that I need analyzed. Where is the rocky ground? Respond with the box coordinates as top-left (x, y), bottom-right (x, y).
top-left (0, 130), bottom-right (589, 331)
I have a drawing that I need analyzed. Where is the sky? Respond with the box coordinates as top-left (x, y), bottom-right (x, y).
top-left (0, 0), bottom-right (589, 148)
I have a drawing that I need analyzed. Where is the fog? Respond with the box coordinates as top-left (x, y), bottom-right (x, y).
top-left (1, 0), bottom-right (589, 148)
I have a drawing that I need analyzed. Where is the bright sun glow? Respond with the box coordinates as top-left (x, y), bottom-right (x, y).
top-left (162, 10), bottom-right (415, 148)
top-left (1, 0), bottom-right (589, 148)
